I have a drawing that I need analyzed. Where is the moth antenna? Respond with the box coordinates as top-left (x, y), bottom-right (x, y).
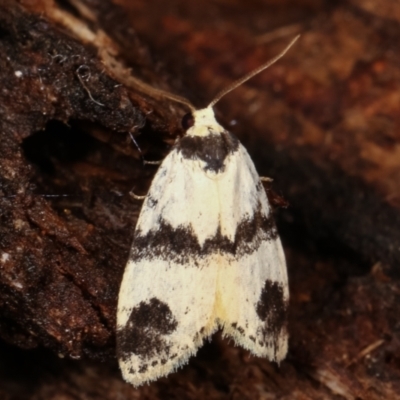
top-left (208, 34), bottom-right (300, 108)
top-left (129, 76), bottom-right (196, 112)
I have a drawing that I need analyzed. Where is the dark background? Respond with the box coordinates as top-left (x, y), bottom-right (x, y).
top-left (0, 0), bottom-right (400, 398)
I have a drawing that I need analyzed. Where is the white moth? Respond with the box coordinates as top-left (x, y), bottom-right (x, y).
top-left (117, 36), bottom-right (299, 387)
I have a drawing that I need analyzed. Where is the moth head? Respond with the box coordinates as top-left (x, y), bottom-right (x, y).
top-left (182, 107), bottom-right (219, 132)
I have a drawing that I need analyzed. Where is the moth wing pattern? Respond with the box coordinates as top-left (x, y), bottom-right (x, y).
top-left (117, 118), bottom-right (289, 386)
top-left (218, 242), bottom-right (288, 361)
top-left (215, 145), bottom-right (288, 360)
top-left (117, 148), bottom-right (220, 386)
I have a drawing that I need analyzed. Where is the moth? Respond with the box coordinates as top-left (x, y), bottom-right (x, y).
top-left (117, 36), bottom-right (299, 386)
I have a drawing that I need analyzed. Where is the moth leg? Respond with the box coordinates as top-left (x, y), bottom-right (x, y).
top-left (143, 159), bottom-right (163, 166)
top-left (129, 132), bottom-right (165, 166)
top-left (129, 190), bottom-right (146, 200)
top-left (142, 135), bottom-right (182, 166)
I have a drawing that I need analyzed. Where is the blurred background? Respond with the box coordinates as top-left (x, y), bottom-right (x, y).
top-left (0, 0), bottom-right (400, 398)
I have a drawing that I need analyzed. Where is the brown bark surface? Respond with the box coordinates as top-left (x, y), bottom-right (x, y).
top-left (1, 0), bottom-right (400, 398)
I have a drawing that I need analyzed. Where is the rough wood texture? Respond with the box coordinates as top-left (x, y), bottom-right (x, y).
top-left (1, 0), bottom-right (400, 398)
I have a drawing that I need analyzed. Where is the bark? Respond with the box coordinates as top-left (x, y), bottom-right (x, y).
top-left (0, 0), bottom-right (400, 398)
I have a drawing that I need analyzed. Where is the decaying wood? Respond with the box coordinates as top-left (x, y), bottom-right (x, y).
top-left (1, 0), bottom-right (400, 398)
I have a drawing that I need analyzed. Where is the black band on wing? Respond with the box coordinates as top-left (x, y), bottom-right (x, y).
top-left (130, 203), bottom-right (279, 264)
top-left (176, 131), bottom-right (239, 173)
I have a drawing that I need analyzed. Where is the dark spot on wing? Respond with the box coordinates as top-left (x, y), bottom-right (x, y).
top-left (117, 297), bottom-right (178, 362)
top-left (193, 327), bottom-right (209, 343)
top-left (176, 131), bottom-right (239, 173)
top-left (131, 202), bottom-right (278, 264)
top-left (146, 195), bottom-right (158, 208)
top-left (157, 165), bottom-right (168, 179)
top-left (231, 323), bottom-right (245, 335)
top-left (256, 280), bottom-right (288, 349)
top-left (138, 364), bottom-right (148, 373)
